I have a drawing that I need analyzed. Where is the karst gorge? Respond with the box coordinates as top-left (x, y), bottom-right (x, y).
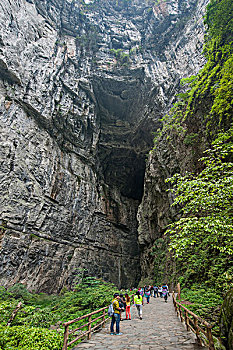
top-left (0, 0), bottom-right (232, 349)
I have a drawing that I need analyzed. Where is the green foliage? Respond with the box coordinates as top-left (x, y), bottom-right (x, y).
top-left (165, 127), bottom-right (233, 291)
top-left (151, 237), bottom-right (171, 285)
top-left (183, 133), bottom-right (199, 146)
top-left (110, 49), bottom-right (130, 66)
top-left (180, 287), bottom-right (223, 334)
top-left (0, 325), bottom-right (63, 350)
top-left (0, 278), bottom-right (117, 349)
top-left (210, 56), bottom-right (233, 123)
top-left (204, 0), bottom-right (233, 45)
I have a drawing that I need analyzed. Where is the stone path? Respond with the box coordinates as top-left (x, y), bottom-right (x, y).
top-left (72, 296), bottom-right (207, 349)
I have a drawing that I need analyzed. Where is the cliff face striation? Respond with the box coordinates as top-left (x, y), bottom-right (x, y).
top-left (0, 0), bottom-right (208, 292)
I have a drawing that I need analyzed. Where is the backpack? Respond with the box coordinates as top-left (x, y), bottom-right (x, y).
top-left (108, 303), bottom-right (114, 316)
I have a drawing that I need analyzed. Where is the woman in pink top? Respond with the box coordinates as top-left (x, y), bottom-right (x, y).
top-left (125, 294), bottom-right (131, 320)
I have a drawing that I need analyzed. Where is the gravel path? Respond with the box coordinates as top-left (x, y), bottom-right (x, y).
top-left (72, 296), bottom-right (206, 349)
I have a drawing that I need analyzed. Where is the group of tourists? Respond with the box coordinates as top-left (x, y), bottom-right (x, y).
top-left (110, 284), bottom-right (169, 335)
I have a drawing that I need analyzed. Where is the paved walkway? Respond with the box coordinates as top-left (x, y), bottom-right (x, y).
top-left (73, 296), bottom-right (206, 350)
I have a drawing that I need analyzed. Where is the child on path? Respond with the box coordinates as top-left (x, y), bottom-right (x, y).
top-left (125, 293), bottom-right (131, 320)
top-left (133, 291), bottom-right (143, 319)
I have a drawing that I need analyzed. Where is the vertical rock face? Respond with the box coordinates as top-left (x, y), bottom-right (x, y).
top-left (219, 289), bottom-right (233, 350)
top-left (0, 0), bottom-right (208, 292)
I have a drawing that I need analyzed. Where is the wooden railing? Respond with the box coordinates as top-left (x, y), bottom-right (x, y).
top-left (172, 292), bottom-right (215, 350)
top-left (62, 306), bottom-right (109, 350)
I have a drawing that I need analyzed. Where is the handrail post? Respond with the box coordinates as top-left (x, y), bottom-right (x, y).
top-left (206, 326), bottom-right (215, 350)
top-left (172, 291), bottom-right (175, 306)
top-left (179, 305), bottom-right (184, 322)
top-left (102, 309), bottom-right (106, 328)
top-left (172, 292), bottom-right (215, 350)
top-left (62, 324), bottom-right (69, 350)
top-left (172, 292), bottom-right (179, 316)
top-left (194, 317), bottom-right (202, 346)
top-left (177, 283), bottom-right (181, 300)
top-left (184, 310), bottom-right (190, 331)
top-left (87, 315), bottom-right (92, 340)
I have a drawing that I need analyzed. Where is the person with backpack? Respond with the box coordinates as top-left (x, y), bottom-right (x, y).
top-left (138, 287), bottom-right (144, 304)
top-left (144, 288), bottom-right (151, 304)
top-left (110, 293), bottom-right (124, 335)
top-left (125, 293), bottom-right (131, 320)
top-left (162, 285), bottom-right (169, 302)
top-left (133, 291), bottom-right (143, 319)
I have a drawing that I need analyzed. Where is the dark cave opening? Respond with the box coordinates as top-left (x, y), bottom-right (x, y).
top-left (98, 144), bottom-right (146, 200)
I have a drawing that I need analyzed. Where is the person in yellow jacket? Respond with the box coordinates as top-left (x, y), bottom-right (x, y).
top-left (133, 290), bottom-right (144, 319)
top-left (110, 293), bottom-right (124, 335)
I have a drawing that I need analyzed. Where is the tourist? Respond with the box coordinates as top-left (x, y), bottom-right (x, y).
top-left (134, 291), bottom-right (143, 319)
top-left (149, 285), bottom-right (154, 295)
top-left (125, 293), bottom-right (131, 320)
top-left (162, 285), bottom-right (169, 302)
top-left (158, 285), bottom-right (163, 298)
top-left (139, 287), bottom-right (144, 303)
top-left (110, 293), bottom-right (124, 335)
top-left (153, 285), bottom-right (159, 298)
top-left (144, 288), bottom-right (151, 304)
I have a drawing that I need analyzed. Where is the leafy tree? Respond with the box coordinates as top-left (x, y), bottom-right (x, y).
top-left (165, 127), bottom-right (233, 291)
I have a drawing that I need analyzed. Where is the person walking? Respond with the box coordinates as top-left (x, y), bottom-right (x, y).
top-left (110, 293), bottom-right (124, 335)
top-left (133, 291), bottom-right (143, 319)
top-left (125, 293), bottom-right (131, 320)
top-left (149, 285), bottom-right (154, 296)
top-left (158, 285), bottom-right (163, 298)
top-left (153, 285), bottom-right (159, 298)
top-left (144, 288), bottom-right (151, 304)
top-left (139, 287), bottom-right (144, 304)
top-left (162, 285), bottom-right (169, 302)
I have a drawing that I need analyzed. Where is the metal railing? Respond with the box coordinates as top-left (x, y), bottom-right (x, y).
top-left (172, 292), bottom-right (215, 349)
top-left (62, 306), bottom-right (109, 350)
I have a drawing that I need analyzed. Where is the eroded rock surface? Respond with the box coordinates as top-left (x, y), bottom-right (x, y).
top-left (0, 0), bottom-right (208, 292)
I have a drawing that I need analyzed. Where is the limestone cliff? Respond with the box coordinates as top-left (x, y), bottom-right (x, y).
top-left (220, 289), bottom-right (233, 350)
top-left (0, 0), bottom-right (208, 292)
